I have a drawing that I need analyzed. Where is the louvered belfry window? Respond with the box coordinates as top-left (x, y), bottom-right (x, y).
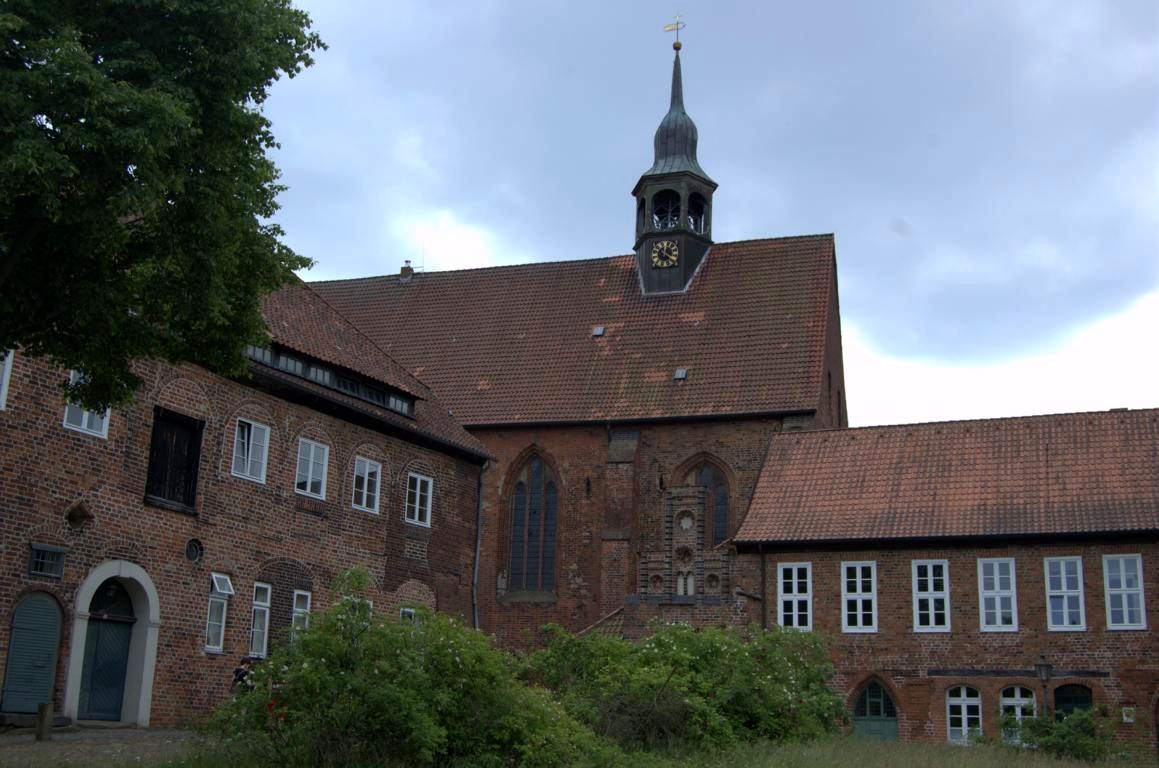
top-left (508, 456), bottom-right (558, 593)
top-left (684, 462), bottom-right (729, 546)
top-left (145, 406), bottom-right (204, 513)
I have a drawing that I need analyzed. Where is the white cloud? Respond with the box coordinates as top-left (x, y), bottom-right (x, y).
top-left (844, 287), bottom-right (1159, 427)
top-left (393, 209), bottom-right (527, 273)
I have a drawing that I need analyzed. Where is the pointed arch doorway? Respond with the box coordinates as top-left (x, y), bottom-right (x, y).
top-left (851, 680), bottom-right (899, 741)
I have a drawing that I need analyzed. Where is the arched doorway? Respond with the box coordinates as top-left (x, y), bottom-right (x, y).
top-left (63, 561), bottom-right (160, 726)
top-left (1, 593), bottom-right (62, 713)
top-left (78, 579), bottom-right (135, 720)
top-left (851, 680), bottom-right (899, 740)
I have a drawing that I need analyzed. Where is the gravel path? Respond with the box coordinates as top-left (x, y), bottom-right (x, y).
top-left (0, 728), bottom-right (196, 767)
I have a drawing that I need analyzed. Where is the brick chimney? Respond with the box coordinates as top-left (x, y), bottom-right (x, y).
top-left (399, 260), bottom-right (414, 283)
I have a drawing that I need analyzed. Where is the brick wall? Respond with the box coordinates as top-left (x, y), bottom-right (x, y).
top-left (472, 416), bottom-right (783, 644)
top-left (0, 352), bottom-right (481, 726)
top-left (732, 539), bottom-right (1159, 747)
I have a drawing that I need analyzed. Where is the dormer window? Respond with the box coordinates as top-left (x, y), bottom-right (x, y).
top-left (652, 190), bottom-right (680, 230)
top-left (246, 345), bottom-right (415, 418)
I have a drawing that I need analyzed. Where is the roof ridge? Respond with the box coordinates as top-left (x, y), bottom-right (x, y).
top-left (788, 406), bottom-right (1159, 437)
top-left (310, 234), bottom-right (837, 286)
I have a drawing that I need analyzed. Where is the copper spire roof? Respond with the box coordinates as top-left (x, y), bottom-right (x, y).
top-left (310, 235), bottom-right (839, 426)
top-left (637, 49), bottom-right (715, 185)
top-left (736, 408), bottom-right (1159, 544)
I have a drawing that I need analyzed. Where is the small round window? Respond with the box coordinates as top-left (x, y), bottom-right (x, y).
top-left (185, 539), bottom-right (205, 563)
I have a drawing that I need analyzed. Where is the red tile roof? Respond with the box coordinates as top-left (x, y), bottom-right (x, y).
top-left (310, 236), bottom-right (837, 425)
top-left (736, 409), bottom-right (1159, 543)
top-left (261, 283), bottom-right (489, 460)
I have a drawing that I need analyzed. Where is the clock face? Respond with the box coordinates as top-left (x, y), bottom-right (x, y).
top-left (650, 239), bottom-right (679, 268)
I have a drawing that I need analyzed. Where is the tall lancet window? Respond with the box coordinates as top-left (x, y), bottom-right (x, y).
top-left (652, 190), bottom-right (680, 230)
top-left (509, 455), bottom-right (558, 592)
top-left (684, 461), bottom-right (729, 546)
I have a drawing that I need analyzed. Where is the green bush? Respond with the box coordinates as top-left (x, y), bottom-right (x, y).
top-left (521, 623), bottom-right (845, 751)
top-left (208, 569), bottom-right (621, 767)
top-left (1015, 708), bottom-right (1113, 761)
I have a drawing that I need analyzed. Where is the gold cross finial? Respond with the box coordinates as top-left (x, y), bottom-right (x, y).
top-left (663, 14), bottom-right (685, 50)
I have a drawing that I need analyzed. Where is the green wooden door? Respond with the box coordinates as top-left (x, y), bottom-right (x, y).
top-left (78, 619), bottom-right (133, 721)
top-left (852, 682), bottom-right (899, 741)
top-left (78, 578), bottom-right (136, 722)
top-left (1, 593), bottom-right (62, 713)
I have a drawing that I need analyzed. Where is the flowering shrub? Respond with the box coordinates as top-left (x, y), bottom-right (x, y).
top-left (520, 623), bottom-right (845, 751)
top-left (208, 570), bottom-right (620, 767)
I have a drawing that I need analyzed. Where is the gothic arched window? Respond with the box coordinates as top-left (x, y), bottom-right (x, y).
top-left (684, 462), bottom-right (729, 546)
top-left (509, 455), bottom-right (558, 593)
top-left (652, 190), bottom-right (680, 230)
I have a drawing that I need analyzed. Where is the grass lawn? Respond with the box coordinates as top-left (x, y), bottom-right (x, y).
top-left (650, 737), bottom-right (1154, 768)
top-left (158, 736), bottom-right (1155, 768)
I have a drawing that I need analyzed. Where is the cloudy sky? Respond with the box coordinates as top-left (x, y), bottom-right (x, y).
top-left (263, 1), bottom-right (1158, 428)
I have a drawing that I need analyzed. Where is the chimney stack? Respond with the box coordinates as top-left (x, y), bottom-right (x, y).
top-left (400, 259), bottom-right (414, 283)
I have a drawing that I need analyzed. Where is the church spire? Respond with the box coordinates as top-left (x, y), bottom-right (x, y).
top-left (641, 42), bottom-right (714, 184)
top-left (632, 33), bottom-right (718, 295)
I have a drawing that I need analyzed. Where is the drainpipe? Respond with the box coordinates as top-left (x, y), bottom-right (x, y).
top-left (759, 543), bottom-right (768, 630)
top-left (471, 461), bottom-right (489, 630)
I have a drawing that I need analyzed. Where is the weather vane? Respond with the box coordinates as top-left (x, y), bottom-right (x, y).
top-left (663, 14), bottom-right (685, 50)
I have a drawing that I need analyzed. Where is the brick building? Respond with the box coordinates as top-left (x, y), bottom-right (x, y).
top-left (733, 409), bottom-right (1159, 746)
top-left (1, 38), bottom-right (1155, 752)
top-left (0, 284), bottom-right (489, 726)
top-left (309, 44), bottom-right (1158, 751)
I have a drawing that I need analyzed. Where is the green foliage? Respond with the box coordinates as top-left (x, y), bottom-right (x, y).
top-left (0, 0), bottom-right (323, 408)
top-left (209, 569), bottom-right (622, 767)
top-left (521, 623), bottom-right (845, 751)
top-left (1014, 708), bottom-right (1114, 762)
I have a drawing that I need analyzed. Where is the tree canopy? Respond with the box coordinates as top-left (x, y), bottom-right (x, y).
top-left (0, 0), bottom-right (324, 408)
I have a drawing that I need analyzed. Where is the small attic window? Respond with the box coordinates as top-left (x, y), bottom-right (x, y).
top-left (592, 325), bottom-right (605, 337)
top-left (673, 368), bottom-right (688, 381)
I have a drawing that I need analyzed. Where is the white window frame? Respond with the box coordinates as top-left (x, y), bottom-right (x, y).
top-left (205, 572), bottom-right (234, 653)
top-left (294, 438), bottom-right (329, 499)
top-left (352, 456), bottom-right (382, 514)
top-left (211, 572), bottom-right (235, 596)
top-left (978, 557), bottom-right (1018, 632)
top-left (777, 562), bottom-right (813, 631)
top-left (231, 418), bottom-right (270, 484)
top-left (62, 371), bottom-right (110, 438)
top-left (1044, 556), bottom-right (1086, 631)
top-left (0, 350), bottom-right (12, 410)
top-left (841, 560), bottom-right (877, 633)
top-left (292, 589), bottom-right (312, 632)
top-left (405, 472), bottom-right (433, 527)
top-left (1103, 554), bottom-right (1146, 630)
top-left (400, 607), bottom-right (416, 622)
top-left (250, 582), bottom-right (271, 658)
top-left (947, 686), bottom-right (982, 744)
top-left (912, 559), bottom-right (951, 632)
top-left (999, 685), bottom-right (1036, 744)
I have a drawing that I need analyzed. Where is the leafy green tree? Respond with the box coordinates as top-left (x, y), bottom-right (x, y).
top-left (0, 0), bottom-right (323, 408)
